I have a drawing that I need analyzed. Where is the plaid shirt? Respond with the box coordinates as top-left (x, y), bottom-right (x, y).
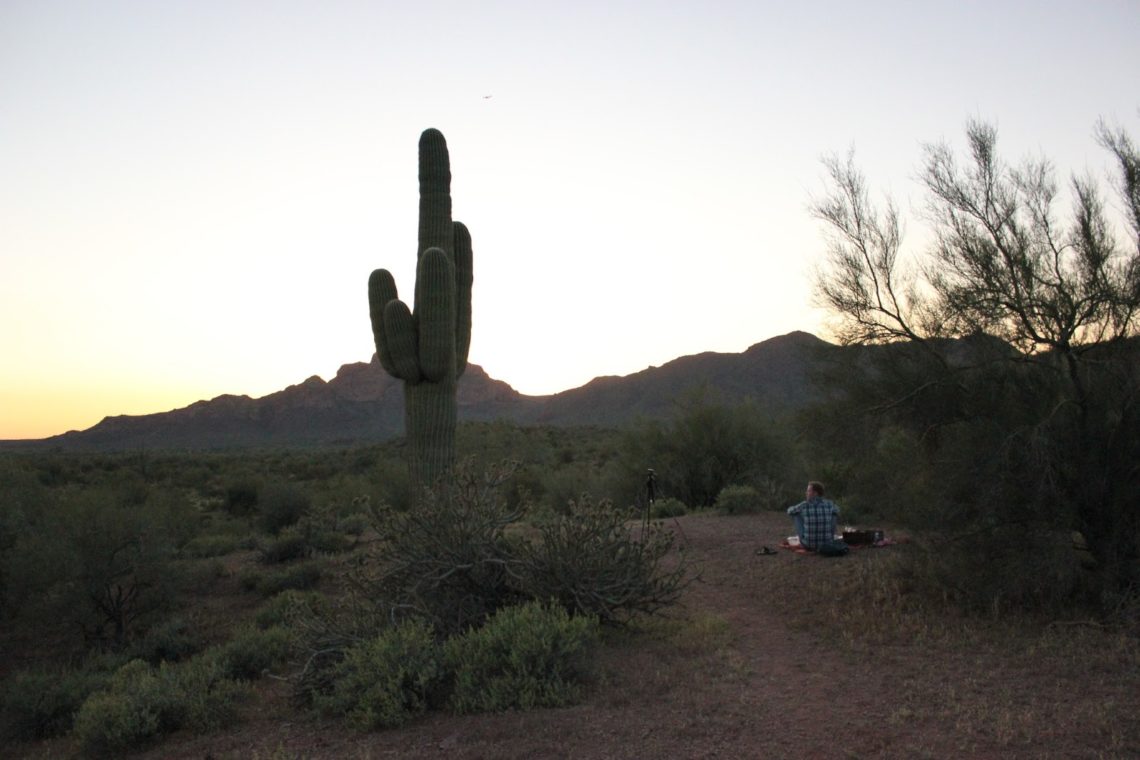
top-left (787, 497), bottom-right (839, 550)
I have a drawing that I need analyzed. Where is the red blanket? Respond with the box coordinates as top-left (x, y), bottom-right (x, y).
top-left (778, 535), bottom-right (898, 555)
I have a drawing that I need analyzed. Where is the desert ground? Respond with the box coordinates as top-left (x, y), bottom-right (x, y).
top-left (36, 511), bottom-right (1121, 760)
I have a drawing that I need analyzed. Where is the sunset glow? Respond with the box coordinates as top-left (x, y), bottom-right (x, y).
top-left (2, 0), bottom-right (1137, 440)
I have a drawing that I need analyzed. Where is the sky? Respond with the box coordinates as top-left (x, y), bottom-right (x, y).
top-left (1, 0), bottom-right (1137, 440)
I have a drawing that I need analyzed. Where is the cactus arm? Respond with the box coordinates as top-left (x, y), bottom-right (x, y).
top-left (453, 221), bottom-right (473, 376)
top-left (368, 268), bottom-right (400, 376)
top-left (383, 299), bottom-right (421, 383)
top-left (417, 247), bottom-right (456, 382)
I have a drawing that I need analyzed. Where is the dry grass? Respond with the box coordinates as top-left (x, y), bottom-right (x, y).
top-left (756, 528), bottom-right (1140, 758)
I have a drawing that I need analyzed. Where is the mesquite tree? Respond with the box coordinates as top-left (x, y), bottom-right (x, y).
top-left (369, 129), bottom-right (473, 486)
top-left (810, 119), bottom-right (1140, 594)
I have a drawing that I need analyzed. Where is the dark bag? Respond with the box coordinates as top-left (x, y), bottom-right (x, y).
top-left (817, 539), bottom-right (849, 557)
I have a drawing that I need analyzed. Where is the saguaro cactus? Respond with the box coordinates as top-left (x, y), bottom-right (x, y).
top-left (368, 129), bottom-right (473, 486)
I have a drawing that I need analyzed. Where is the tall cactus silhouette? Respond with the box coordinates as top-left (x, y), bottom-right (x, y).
top-left (368, 128), bottom-right (473, 486)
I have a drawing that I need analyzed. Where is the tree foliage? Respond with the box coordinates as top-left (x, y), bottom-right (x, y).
top-left (810, 119), bottom-right (1140, 603)
top-left (622, 389), bottom-right (794, 509)
top-left (4, 484), bottom-right (194, 650)
top-left (813, 119), bottom-right (1139, 352)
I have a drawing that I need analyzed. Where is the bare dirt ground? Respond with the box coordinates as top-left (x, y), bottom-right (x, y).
top-left (18, 512), bottom-right (1140, 759)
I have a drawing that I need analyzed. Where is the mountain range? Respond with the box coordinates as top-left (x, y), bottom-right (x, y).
top-left (19, 331), bottom-right (835, 451)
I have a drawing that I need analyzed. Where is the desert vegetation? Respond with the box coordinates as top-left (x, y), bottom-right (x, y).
top-left (0, 423), bottom-right (709, 756)
top-left (2, 384), bottom-right (1137, 756)
top-left (808, 119), bottom-right (1139, 612)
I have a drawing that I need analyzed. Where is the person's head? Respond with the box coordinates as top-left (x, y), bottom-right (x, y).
top-left (806, 481), bottom-right (825, 499)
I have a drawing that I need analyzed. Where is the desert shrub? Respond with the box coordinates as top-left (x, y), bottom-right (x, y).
top-left (238, 569), bottom-right (261, 592)
top-left (129, 616), bottom-right (202, 664)
top-left (258, 483), bottom-right (311, 535)
top-left (73, 688), bottom-right (161, 756)
top-left (904, 527), bottom-right (1087, 616)
top-left (517, 495), bottom-right (689, 626)
top-left (72, 660), bottom-right (173, 756)
top-left (622, 392), bottom-right (792, 508)
top-left (650, 497), bottom-right (687, 518)
top-left (353, 465), bottom-right (688, 633)
top-left (716, 484), bottom-right (760, 515)
top-left (255, 589), bottom-right (328, 629)
top-left (223, 480), bottom-right (259, 516)
top-left (181, 534), bottom-right (241, 558)
top-left (0, 459), bottom-right (44, 618)
top-left (538, 462), bottom-right (596, 515)
top-left (243, 562), bottom-right (322, 597)
top-left (166, 655), bottom-right (248, 731)
top-left (4, 486), bottom-right (192, 650)
top-left (0, 666), bottom-right (107, 741)
top-left (313, 619), bottom-right (442, 730)
top-left (305, 528), bottom-right (354, 554)
top-left (444, 601), bottom-right (598, 714)
top-left (179, 557), bottom-right (229, 591)
top-left (337, 512), bottom-right (370, 537)
top-left (214, 625), bottom-right (294, 680)
top-left (73, 657), bottom-right (246, 756)
top-left (370, 457), bottom-right (414, 513)
top-left (257, 530), bottom-right (309, 564)
top-left (753, 475), bottom-right (802, 512)
top-left (353, 461), bottom-right (526, 635)
top-left (256, 511), bottom-right (354, 563)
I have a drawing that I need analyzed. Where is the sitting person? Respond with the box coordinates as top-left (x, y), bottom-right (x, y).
top-left (786, 481), bottom-right (840, 551)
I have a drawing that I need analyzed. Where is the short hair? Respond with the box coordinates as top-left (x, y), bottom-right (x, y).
top-left (807, 481), bottom-right (825, 497)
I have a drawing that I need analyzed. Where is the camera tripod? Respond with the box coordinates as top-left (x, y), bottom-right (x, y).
top-left (639, 469), bottom-right (688, 546)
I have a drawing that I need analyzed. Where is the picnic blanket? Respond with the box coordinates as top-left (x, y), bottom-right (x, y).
top-left (778, 534), bottom-right (899, 555)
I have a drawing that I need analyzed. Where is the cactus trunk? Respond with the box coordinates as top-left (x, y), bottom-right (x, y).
top-left (405, 380), bottom-right (458, 486)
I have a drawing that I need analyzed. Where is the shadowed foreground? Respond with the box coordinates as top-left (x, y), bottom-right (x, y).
top-left (20, 512), bottom-right (1138, 759)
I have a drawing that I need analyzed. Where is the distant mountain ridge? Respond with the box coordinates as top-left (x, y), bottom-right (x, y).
top-left (23, 331), bottom-right (834, 451)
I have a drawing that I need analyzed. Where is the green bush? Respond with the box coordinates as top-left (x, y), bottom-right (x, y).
top-left (255, 589), bottom-right (328, 629)
top-left (223, 480), bottom-right (259, 516)
top-left (73, 657), bottom-right (246, 756)
top-left (337, 512), bottom-right (370, 537)
top-left (313, 619), bottom-right (442, 730)
top-left (181, 534), bottom-right (241, 558)
top-left (257, 530), bottom-right (309, 564)
top-left (4, 486), bottom-right (189, 650)
top-left (166, 655), bottom-right (248, 731)
top-left (444, 601), bottom-right (597, 714)
top-left (0, 667), bottom-right (107, 741)
top-left (215, 625), bottom-right (294, 680)
top-left (622, 393), bottom-right (792, 508)
top-left (72, 660), bottom-right (173, 756)
top-left (650, 497), bottom-right (687, 518)
top-left (518, 495), bottom-right (689, 625)
top-left (258, 483), bottom-right (311, 535)
top-left (73, 689), bottom-right (161, 756)
top-left (130, 616), bottom-right (203, 664)
top-left (248, 562), bottom-right (322, 597)
top-left (716, 485), bottom-right (760, 515)
top-left (354, 461), bottom-right (526, 635)
top-left (305, 529), bottom-right (354, 555)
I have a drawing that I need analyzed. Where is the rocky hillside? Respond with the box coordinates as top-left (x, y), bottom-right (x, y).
top-left (33, 331), bottom-right (834, 450)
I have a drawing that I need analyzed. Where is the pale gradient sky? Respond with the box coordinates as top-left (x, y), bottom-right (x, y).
top-left (2, 0), bottom-right (1137, 440)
